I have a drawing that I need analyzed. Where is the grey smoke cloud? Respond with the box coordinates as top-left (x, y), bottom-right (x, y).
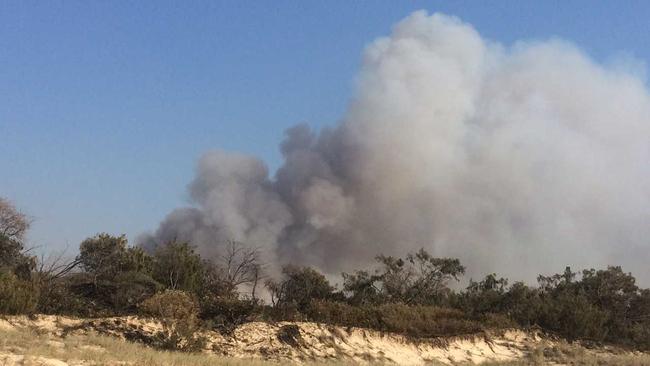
top-left (141, 11), bottom-right (650, 283)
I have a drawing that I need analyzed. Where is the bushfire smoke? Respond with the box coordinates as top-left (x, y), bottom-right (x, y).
top-left (141, 12), bottom-right (650, 283)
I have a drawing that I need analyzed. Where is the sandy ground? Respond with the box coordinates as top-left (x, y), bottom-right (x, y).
top-left (1, 315), bottom-right (648, 365)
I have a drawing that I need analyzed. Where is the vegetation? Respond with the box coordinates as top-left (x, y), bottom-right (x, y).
top-left (140, 290), bottom-right (205, 351)
top-left (2, 325), bottom-right (649, 366)
top-left (342, 249), bottom-right (464, 306)
top-left (1, 195), bottom-right (650, 353)
top-left (0, 326), bottom-right (300, 366)
top-left (481, 342), bottom-right (650, 366)
top-left (266, 265), bottom-right (337, 311)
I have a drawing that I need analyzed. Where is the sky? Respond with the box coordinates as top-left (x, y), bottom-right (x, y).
top-left (1, 1), bottom-right (649, 253)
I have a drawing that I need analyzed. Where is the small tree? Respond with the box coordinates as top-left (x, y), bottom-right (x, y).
top-left (502, 281), bottom-right (540, 327)
top-left (266, 265), bottom-right (334, 311)
top-left (342, 270), bottom-right (382, 306)
top-left (219, 240), bottom-right (263, 300)
top-left (343, 249), bottom-right (465, 305)
top-left (152, 241), bottom-right (204, 294)
top-left (403, 249), bottom-right (465, 304)
top-left (77, 233), bottom-right (130, 282)
top-left (460, 273), bottom-right (509, 316)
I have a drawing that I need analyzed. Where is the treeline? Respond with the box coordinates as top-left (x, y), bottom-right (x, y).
top-left (1, 198), bottom-right (649, 351)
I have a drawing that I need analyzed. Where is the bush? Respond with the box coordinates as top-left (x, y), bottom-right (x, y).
top-left (536, 291), bottom-right (608, 342)
top-left (140, 290), bottom-right (199, 321)
top-left (36, 278), bottom-right (91, 316)
top-left (152, 242), bottom-right (204, 294)
top-left (479, 313), bottom-right (518, 329)
top-left (199, 296), bottom-right (258, 333)
top-left (266, 265), bottom-right (334, 311)
top-left (261, 302), bottom-right (303, 322)
top-left (0, 234), bottom-right (35, 280)
top-left (139, 290), bottom-right (204, 352)
top-left (343, 249), bottom-right (464, 306)
top-left (0, 271), bottom-right (39, 314)
top-left (77, 234), bottom-right (130, 280)
top-left (305, 300), bottom-right (495, 338)
top-left (111, 271), bottom-right (161, 313)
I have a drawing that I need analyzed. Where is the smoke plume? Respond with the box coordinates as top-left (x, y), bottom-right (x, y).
top-left (141, 11), bottom-right (650, 283)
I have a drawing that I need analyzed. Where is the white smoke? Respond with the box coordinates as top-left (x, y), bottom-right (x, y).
top-left (141, 11), bottom-right (650, 283)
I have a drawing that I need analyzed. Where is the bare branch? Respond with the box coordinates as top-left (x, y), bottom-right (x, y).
top-left (219, 240), bottom-right (265, 296)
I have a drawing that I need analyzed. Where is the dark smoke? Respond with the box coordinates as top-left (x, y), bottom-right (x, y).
top-left (140, 11), bottom-right (650, 283)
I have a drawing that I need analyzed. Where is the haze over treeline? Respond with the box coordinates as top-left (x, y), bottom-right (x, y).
top-left (140, 11), bottom-right (650, 284)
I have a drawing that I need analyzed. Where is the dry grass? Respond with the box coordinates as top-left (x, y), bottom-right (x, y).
top-left (480, 343), bottom-right (650, 366)
top-left (0, 327), bottom-right (339, 366)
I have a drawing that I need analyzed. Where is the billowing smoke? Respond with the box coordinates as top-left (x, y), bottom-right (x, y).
top-left (141, 11), bottom-right (650, 283)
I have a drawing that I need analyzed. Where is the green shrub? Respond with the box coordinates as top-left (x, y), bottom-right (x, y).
top-left (536, 292), bottom-right (608, 342)
top-left (343, 249), bottom-right (465, 306)
top-left (0, 271), bottom-right (39, 314)
top-left (111, 271), bottom-right (161, 313)
top-left (77, 233), bottom-right (130, 280)
top-left (152, 242), bottom-right (205, 294)
top-left (266, 265), bottom-right (334, 312)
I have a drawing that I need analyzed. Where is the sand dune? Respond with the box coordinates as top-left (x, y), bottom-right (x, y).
top-left (1, 315), bottom-right (648, 365)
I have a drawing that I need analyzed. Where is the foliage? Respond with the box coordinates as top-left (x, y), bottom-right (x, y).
top-left (198, 261), bottom-right (237, 299)
top-left (0, 198), bottom-right (648, 351)
top-left (456, 266), bottom-right (650, 349)
top-left (0, 200), bottom-right (38, 314)
top-left (111, 271), bottom-right (162, 312)
top-left (0, 234), bottom-right (35, 279)
top-left (139, 290), bottom-right (205, 351)
top-left (343, 249), bottom-right (464, 306)
top-left (78, 234), bottom-right (131, 280)
top-left (305, 300), bottom-right (492, 338)
top-left (0, 197), bottom-right (30, 241)
top-left (152, 241), bottom-right (205, 293)
top-left (458, 273), bottom-right (509, 316)
top-left (266, 265), bottom-right (335, 311)
top-left (199, 296), bottom-right (258, 333)
top-left (140, 289), bottom-right (199, 321)
top-left (36, 277), bottom-right (91, 316)
top-left (0, 270), bottom-right (39, 314)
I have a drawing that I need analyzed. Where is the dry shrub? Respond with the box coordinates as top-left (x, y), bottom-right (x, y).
top-left (36, 280), bottom-right (90, 316)
top-left (139, 290), bottom-right (205, 351)
top-left (0, 271), bottom-right (38, 314)
top-left (199, 296), bottom-right (258, 333)
top-left (305, 300), bottom-right (495, 338)
top-left (140, 290), bottom-right (199, 321)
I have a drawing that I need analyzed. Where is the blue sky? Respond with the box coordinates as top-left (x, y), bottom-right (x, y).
top-left (1, 1), bottom-right (649, 252)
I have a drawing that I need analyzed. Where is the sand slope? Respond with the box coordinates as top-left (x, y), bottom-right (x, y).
top-left (0, 315), bottom-right (646, 365)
